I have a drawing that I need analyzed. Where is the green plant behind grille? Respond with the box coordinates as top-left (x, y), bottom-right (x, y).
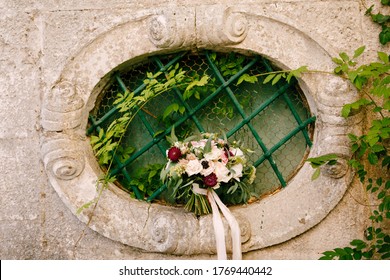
top-left (88, 51), bottom-right (315, 202)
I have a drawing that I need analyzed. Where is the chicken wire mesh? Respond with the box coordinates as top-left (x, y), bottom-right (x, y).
top-left (88, 51), bottom-right (315, 201)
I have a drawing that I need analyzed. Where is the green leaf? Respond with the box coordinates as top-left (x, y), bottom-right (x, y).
top-left (381, 0), bottom-right (390, 6)
top-left (332, 57), bottom-right (344, 65)
top-left (381, 252), bottom-right (390, 259)
top-left (340, 52), bottom-right (350, 62)
top-left (334, 248), bottom-right (347, 256)
top-left (272, 74), bottom-right (282, 85)
top-left (334, 66), bottom-right (343, 74)
top-left (311, 168), bottom-right (321, 181)
top-left (263, 74), bottom-right (275, 84)
top-left (185, 75), bottom-right (210, 92)
top-left (153, 130), bottom-right (165, 138)
top-left (76, 199), bottom-right (97, 215)
top-left (236, 73), bottom-right (258, 85)
top-left (320, 251), bottom-right (337, 259)
top-left (169, 126), bottom-right (178, 143)
top-left (342, 99), bottom-right (372, 118)
top-left (341, 104), bottom-right (351, 118)
top-left (350, 239), bottom-right (367, 251)
top-left (353, 252), bottom-right (362, 260)
top-left (163, 103), bottom-right (180, 120)
top-left (90, 135), bottom-right (100, 145)
top-left (306, 154), bottom-right (339, 167)
top-left (372, 13), bottom-right (390, 24)
top-left (379, 26), bottom-right (390, 45)
top-left (378, 51), bottom-right (390, 63)
top-left (353, 46), bottom-right (366, 59)
top-left (378, 191), bottom-right (386, 200)
top-left (368, 153), bottom-right (379, 165)
top-left (204, 136), bottom-right (213, 154)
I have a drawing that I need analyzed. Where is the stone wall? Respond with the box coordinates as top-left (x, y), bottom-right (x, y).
top-left (0, 0), bottom-right (388, 259)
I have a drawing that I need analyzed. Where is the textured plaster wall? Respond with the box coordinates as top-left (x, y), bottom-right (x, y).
top-left (0, 0), bottom-right (388, 259)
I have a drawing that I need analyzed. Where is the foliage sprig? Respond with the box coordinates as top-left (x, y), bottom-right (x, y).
top-left (307, 45), bottom-right (390, 260)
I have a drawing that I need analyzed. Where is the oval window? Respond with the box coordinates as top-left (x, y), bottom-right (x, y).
top-left (88, 51), bottom-right (315, 206)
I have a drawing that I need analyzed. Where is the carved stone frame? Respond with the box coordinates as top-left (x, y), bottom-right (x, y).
top-left (40, 5), bottom-right (361, 255)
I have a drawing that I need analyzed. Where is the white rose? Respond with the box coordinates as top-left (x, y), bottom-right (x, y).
top-left (230, 147), bottom-right (244, 157)
top-left (185, 159), bottom-right (203, 176)
top-left (214, 161), bottom-right (232, 183)
top-left (204, 145), bottom-right (223, 161)
top-left (230, 163), bottom-right (243, 181)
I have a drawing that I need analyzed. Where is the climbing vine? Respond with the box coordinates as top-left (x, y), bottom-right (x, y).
top-left (364, 0), bottom-right (390, 45)
top-left (307, 46), bottom-right (390, 259)
top-left (87, 52), bottom-right (262, 201)
top-left (81, 1), bottom-right (390, 258)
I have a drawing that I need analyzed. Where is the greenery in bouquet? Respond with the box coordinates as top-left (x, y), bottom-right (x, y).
top-left (160, 129), bottom-right (257, 216)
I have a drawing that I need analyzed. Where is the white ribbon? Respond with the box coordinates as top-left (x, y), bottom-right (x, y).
top-left (192, 184), bottom-right (242, 260)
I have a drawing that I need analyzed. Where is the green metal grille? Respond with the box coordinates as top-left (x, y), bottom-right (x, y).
top-left (88, 51), bottom-right (315, 202)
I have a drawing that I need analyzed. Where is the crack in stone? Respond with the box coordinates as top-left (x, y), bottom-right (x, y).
top-left (143, 203), bottom-right (152, 230)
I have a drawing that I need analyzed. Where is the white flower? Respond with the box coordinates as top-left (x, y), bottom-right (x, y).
top-left (214, 161), bottom-right (232, 183)
top-left (230, 163), bottom-right (243, 181)
top-left (185, 159), bottom-right (203, 176)
top-left (191, 139), bottom-right (207, 148)
top-left (200, 160), bottom-right (215, 176)
top-left (179, 143), bottom-right (189, 155)
top-left (204, 145), bottom-right (223, 161)
top-left (230, 147), bottom-right (244, 157)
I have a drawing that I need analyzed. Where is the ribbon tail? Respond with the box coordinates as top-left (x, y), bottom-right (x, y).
top-left (207, 191), bottom-right (227, 260)
top-left (211, 190), bottom-right (242, 260)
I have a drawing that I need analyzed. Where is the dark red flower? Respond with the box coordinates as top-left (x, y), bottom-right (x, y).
top-left (167, 146), bottom-right (182, 162)
top-left (203, 173), bottom-right (218, 187)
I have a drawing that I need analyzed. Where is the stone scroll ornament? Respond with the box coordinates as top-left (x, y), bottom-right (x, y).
top-left (41, 80), bottom-right (86, 181)
top-left (41, 81), bottom-right (85, 131)
top-left (198, 7), bottom-right (249, 46)
top-left (42, 138), bottom-right (85, 181)
top-left (160, 131), bottom-right (257, 259)
top-left (148, 11), bottom-right (191, 49)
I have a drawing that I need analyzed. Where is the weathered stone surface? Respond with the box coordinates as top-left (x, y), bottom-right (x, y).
top-left (0, 0), bottom-right (387, 259)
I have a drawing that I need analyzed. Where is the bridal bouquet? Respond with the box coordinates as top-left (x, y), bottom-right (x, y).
top-left (161, 130), bottom-right (256, 216)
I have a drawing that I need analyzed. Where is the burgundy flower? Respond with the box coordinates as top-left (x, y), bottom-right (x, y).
top-left (203, 173), bottom-right (218, 187)
top-left (167, 146), bottom-right (182, 162)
